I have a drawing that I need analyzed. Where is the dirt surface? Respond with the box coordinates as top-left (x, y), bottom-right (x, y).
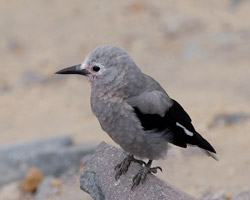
top-left (1, 0), bottom-right (250, 199)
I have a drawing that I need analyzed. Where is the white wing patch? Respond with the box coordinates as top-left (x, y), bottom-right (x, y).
top-left (176, 122), bottom-right (194, 136)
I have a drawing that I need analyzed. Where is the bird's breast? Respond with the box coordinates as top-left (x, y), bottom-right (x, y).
top-left (91, 94), bottom-right (140, 140)
top-left (90, 94), bottom-right (169, 160)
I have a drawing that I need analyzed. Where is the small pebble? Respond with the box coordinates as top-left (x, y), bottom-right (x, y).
top-left (22, 167), bottom-right (44, 193)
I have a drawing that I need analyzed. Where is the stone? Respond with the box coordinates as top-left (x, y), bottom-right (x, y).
top-left (211, 113), bottom-right (250, 127)
top-left (35, 176), bottom-right (54, 200)
top-left (22, 167), bottom-right (44, 193)
top-left (0, 136), bottom-right (98, 187)
top-left (80, 142), bottom-right (195, 200)
top-left (19, 70), bottom-right (44, 85)
top-left (202, 190), bottom-right (231, 200)
top-left (0, 182), bottom-right (25, 200)
top-left (232, 190), bottom-right (250, 200)
top-left (0, 136), bottom-right (72, 156)
top-left (35, 170), bottom-right (93, 200)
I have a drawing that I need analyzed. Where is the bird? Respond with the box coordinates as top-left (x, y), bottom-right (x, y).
top-left (55, 45), bottom-right (218, 189)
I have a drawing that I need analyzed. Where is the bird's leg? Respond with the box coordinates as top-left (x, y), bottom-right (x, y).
top-left (131, 159), bottom-right (162, 190)
top-left (115, 154), bottom-right (146, 180)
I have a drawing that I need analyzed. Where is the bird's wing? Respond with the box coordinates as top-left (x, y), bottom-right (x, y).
top-left (128, 95), bottom-right (217, 155)
top-left (126, 90), bottom-right (173, 117)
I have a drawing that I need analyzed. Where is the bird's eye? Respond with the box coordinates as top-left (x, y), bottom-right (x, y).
top-left (92, 66), bottom-right (100, 72)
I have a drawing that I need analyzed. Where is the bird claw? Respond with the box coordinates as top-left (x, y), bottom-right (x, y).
top-left (115, 156), bottom-right (162, 190)
top-left (115, 158), bottom-right (130, 181)
top-left (131, 163), bottom-right (162, 190)
top-left (150, 166), bottom-right (162, 174)
top-left (114, 155), bottom-right (145, 180)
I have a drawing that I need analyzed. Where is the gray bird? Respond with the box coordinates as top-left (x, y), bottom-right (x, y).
top-left (56, 45), bottom-right (218, 189)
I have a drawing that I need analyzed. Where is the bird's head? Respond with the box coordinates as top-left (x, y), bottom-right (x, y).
top-left (55, 45), bottom-right (140, 87)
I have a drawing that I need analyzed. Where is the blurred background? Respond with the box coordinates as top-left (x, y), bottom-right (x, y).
top-left (0, 0), bottom-right (250, 199)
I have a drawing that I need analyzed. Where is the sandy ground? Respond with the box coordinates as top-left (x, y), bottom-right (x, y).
top-left (0, 0), bottom-right (250, 199)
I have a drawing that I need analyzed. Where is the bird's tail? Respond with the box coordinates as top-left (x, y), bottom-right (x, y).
top-left (201, 149), bottom-right (219, 161)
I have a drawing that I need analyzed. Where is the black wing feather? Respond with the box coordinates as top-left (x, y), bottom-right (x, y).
top-left (133, 99), bottom-right (216, 153)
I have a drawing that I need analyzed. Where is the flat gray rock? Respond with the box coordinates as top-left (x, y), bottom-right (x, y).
top-left (80, 142), bottom-right (195, 200)
top-left (0, 136), bottom-right (98, 187)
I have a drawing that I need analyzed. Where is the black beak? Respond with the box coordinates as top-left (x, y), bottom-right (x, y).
top-left (55, 64), bottom-right (90, 76)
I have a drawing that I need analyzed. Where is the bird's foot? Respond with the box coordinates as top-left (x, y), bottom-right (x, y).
top-left (131, 160), bottom-right (162, 190)
top-left (115, 155), bottom-right (146, 180)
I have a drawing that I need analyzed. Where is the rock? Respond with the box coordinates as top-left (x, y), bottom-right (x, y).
top-left (211, 113), bottom-right (250, 127)
top-left (22, 167), bottom-right (44, 193)
top-left (19, 70), bottom-right (44, 85)
top-left (0, 136), bottom-right (98, 187)
top-left (232, 190), bottom-right (250, 200)
top-left (80, 142), bottom-right (195, 200)
top-left (229, 0), bottom-right (247, 8)
top-left (35, 176), bottom-right (54, 200)
top-left (202, 190), bottom-right (231, 200)
top-left (7, 39), bottom-right (25, 55)
top-left (35, 168), bottom-right (93, 200)
top-left (0, 84), bottom-right (11, 94)
top-left (0, 182), bottom-right (25, 200)
top-left (0, 136), bottom-right (72, 156)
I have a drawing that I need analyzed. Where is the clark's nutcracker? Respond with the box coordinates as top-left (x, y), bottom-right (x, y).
top-left (56, 45), bottom-right (218, 189)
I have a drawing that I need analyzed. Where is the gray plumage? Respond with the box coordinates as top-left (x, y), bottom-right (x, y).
top-left (87, 46), bottom-right (173, 159)
top-left (56, 45), bottom-right (217, 188)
